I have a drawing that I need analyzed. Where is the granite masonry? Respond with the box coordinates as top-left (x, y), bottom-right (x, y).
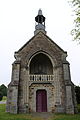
top-left (6, 9), bottom-right (77, 114)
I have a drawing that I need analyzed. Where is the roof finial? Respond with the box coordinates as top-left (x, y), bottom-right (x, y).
top-left (38, 9), bottom-right (42, 15)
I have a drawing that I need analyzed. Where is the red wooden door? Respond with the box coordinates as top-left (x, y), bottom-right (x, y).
top-left (36, 90), bottom-right (47, 112)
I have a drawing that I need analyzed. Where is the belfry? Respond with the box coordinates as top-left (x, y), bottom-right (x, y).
top-left (6, 9), bottom-right (77, 114)
top-left (34, 9), bottom-right (46, 35)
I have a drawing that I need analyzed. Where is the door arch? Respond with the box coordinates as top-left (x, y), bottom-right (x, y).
top-left (36, 89), bottom-right (47, 112)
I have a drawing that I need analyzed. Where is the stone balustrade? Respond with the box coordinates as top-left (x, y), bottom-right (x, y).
top-left (29, 74), bottom-right (54, 81)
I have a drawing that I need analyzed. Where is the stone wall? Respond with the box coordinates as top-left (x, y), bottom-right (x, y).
top-left (6, 32), bottom-right (77, 114)
top-left (29, 83), bottom-right (55, 112)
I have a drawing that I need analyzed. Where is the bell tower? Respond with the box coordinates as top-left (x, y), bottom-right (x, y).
top-left (34, 9), bottom-right (46, 35)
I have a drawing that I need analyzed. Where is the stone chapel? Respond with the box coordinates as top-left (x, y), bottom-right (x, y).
top-left (6, 9), bottom-right (77, 114)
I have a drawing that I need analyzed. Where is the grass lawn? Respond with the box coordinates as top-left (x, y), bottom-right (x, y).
top-left (0, 104), bottom-right (43, 120)
top-left (51, 114), bottom-right (80, 120)
top-left (0, 104), bottom-right (80, 120)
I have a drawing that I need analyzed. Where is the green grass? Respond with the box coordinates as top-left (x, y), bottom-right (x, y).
top-left (51, 114), bottom-right (80, 120)
top-left (0, 104), bottom-right (80, 120)
top-left (0, 104), bottom-right (32, 120)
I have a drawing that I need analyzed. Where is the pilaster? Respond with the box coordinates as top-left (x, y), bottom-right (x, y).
top-left (63, 61), bottom-right (74, 114)
top-left (23, 66), bottom-right (29, 113)
top-left (66, 85), bottom-right (74, 114)
top-left (7, 60), bottom-right (20, 114)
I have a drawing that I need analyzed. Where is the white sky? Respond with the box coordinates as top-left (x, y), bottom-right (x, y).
top-left (0, 0), bottom-right (80, 86)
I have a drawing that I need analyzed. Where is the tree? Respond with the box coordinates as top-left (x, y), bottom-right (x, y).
top-left (0, 84), bottom-right (7, 96)
top-left (75, 86), bottom-right (80, 104)
top-left (0, 91), bottom-right (3, 101)
top-left (71, 0), bottom-right (80, 42)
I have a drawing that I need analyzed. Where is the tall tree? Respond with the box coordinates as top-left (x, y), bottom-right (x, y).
top-left (0, 91), bottom-right (3, 101)
top-left (75, 86), bottom-right (80, 104)
top-left (71, 0), bottom-right (80, 42)
top-left (0, 84), bottom-right (7, 96)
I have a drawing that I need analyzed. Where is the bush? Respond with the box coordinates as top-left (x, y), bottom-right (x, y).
top-left (77, 104), bottom-right (80, 113)
top-left (2, 96), bottom-right (7, 101)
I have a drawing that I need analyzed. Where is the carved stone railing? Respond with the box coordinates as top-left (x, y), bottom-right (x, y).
top-left (29, 75), bottom-right (54, 82)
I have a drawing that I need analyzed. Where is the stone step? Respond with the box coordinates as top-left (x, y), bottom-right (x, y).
top-left (31, 112), bottom-right (53, 119)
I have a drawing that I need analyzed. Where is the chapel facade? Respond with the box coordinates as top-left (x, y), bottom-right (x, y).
top-left (6, 10), bottom-right (77, 114)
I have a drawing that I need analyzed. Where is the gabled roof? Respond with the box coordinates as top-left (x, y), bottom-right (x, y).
top-left (16, 31), bottom-right (65, 53)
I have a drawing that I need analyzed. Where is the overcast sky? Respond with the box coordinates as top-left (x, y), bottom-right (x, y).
top-left (0, 0), bottom-right (80, 86)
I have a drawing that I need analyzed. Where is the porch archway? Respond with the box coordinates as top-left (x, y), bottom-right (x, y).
top-left (29, 53), bottom-right (53, 74)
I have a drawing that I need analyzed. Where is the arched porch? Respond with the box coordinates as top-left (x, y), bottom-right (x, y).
top-left (29, 52), bottom-right (54, 82)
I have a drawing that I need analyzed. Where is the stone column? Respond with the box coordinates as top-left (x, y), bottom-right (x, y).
top-left (63, 61), bottom-right (74, 114)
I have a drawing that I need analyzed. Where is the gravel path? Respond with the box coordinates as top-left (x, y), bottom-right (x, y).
top-left (31, 112), bottom-right (53, 120)
top-left (0, 101), bottom-right (6, 104)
